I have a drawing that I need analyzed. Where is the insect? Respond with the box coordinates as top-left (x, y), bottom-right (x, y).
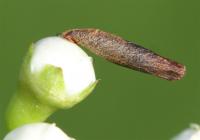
top-left (61, 28), bottom-right (186, 81)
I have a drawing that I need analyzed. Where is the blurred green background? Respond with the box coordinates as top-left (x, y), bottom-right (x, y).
top-left (0, 0), bottom-right (199, 139)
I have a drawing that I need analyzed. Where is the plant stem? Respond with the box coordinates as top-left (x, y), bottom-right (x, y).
top-left (6, 83), bottom-right (57, 131)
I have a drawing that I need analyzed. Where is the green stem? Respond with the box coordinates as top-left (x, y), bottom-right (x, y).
top-left (6, 84), bottom-right (57, 131)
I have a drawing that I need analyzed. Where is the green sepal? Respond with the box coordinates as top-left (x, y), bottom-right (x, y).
top-left (30, 65), bottom-right (66, 108)
top-left (29, 64), bottom-right (98, 109)
top-left (59, 80), bottom-right (99, 109)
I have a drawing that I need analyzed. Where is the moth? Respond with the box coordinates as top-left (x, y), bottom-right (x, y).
top-left (61, 28), bottom-right (186, 81)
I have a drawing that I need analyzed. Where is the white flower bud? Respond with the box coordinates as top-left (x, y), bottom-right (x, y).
top-left (31, 37), bottom-right (96, 96)
top-left (26, 36), bottom-right (97, 108)
top-left (4, 123), bottom-right (75, 140)
top-left (172, 124), bottom-right (200, 140)
top-left (6, 36), bottom-right (98, 130)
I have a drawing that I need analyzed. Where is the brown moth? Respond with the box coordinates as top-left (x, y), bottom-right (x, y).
top-left (61, 28), bottom-right (186, 81)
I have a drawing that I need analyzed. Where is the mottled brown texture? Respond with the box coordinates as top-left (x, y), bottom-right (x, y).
top-left (61, 28), bottom-right (186, 81)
